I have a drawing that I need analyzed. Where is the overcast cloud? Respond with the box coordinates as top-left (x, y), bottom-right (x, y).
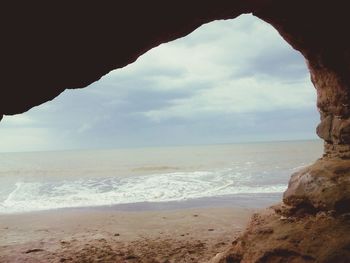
top-left (0, 15), bottom-right (319, 152)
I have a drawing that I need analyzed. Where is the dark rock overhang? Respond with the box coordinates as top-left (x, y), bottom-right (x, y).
top-left (3, 1), bottom-right (348, 119)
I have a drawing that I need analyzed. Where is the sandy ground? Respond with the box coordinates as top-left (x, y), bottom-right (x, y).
top-left (0, 206), bottom-right (253, 263)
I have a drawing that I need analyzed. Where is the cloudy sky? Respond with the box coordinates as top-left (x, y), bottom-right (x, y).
top-left (0, 15), bottom-right (319, 152)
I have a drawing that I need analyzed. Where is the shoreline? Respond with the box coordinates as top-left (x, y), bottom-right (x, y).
top-left (0, 192), bottom-right (282, 215)
top-left (0, 205), bottom-right (255, 262)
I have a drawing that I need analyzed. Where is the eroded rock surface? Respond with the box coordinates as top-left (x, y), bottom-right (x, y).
top-left (253, 1), bottom-right (350, 160)
top-left (284, 159), bottom-right (350, 213)
top-left (212, 206), bottom-right (350, 263)
top-left (215, 158), bottom-right (350, 262)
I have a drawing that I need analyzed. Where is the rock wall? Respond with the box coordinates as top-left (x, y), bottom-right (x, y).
top-left (254, 1), bottom-right (350, 159)
top-left (255, 0), bottom-right (350, 214)
top-left (2, 1), bottom-right (350, 262)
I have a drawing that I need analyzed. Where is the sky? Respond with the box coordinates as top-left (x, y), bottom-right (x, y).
top-left (0, 15), bottom-right (319, 152)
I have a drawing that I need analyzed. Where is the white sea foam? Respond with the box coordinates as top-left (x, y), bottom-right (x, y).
top-left (0, 141), bottom-right (323, 214)
top-left (0, 170), bottom-right (287, 214)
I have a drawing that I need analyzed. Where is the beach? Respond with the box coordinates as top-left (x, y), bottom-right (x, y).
top-left (0, 206), bottom-right (254, 263)
top-left (0, 141), bottom-right (323, 262)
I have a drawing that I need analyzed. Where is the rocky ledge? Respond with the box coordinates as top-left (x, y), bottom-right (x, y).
top-left (213, 158), bottom-right (350, 262)
top-left (213, 205), bottom-right (350, 263)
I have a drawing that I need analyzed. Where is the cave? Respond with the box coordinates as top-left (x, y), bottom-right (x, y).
top-left (2, 1), bottom-right (350, 262)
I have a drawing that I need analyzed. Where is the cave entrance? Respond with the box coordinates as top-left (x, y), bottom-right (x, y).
top-left (0, 14), bottom-right (321, 214)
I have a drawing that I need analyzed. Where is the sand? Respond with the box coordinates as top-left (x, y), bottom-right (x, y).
top-left (0, 206), bottom-right (253, 263)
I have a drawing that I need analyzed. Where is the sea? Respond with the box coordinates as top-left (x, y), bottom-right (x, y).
top-left (0, 140), bottom-right (323, 214)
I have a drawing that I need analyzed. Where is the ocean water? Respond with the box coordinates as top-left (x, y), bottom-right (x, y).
top-left (0, 140), bottom-right (323, 214)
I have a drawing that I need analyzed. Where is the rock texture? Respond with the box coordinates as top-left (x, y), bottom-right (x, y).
top-left (253, 1), bottom-right (350, 158)
top-left (213, 159), bottom-right (350, 262)
top-left (2, 1), bottom-right (350, 262)
top-left (284, 159), bottom-right (350, 213)
top-left (212, 206), bottom-right (350, 263)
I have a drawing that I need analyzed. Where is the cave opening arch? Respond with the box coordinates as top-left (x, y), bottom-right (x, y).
top-left (0, 14), bottom-right (321, 214)
top-left (0, 13), bottom-right (323, 219)
top-left (0, 9), bottom-right (332, 220)
top-left (0, 14), bottom-right (318, 152)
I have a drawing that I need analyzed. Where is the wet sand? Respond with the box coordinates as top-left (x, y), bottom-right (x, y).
top-left (0, 206), bottom-right (254, 263)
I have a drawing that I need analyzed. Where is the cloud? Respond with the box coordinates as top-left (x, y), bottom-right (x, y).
top-left (0, 14), bottom-right (318, 152)
top-left (142, 75), bottom-right (314, 122)
top-left (93, 14), bottom-right (315, 123)
top-left (1, 115), bottom-right (36, 127)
